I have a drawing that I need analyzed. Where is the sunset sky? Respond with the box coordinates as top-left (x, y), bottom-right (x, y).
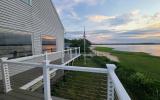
top-left (52, 0), bottom-right (160, 43)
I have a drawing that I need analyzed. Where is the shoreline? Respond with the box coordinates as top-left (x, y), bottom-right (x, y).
top-left (90, 47), bottom-right (119, 62)
top-left (91, 44), bottom-right (160, 57)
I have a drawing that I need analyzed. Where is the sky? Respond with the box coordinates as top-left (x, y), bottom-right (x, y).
top-left (52, 0), bottom-right (160, 44)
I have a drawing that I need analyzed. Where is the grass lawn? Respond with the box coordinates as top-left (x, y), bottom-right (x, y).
top-left (51, 56), bottom-right (109, 100)
top-left (95, 47), bottom-right (160, 81)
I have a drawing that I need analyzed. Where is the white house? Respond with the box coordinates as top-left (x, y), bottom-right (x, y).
top-left (0, 0), bottom-right (64, 56)
top-left (0, 0), bottom-right (66, 92)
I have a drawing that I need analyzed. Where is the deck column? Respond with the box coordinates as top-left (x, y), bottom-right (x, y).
top-left (0, 57), bottom-right (12, 93)
top-left (43, 52), bottom-right (52, 100)
top-left (107, 65), bottom-right (116, 100)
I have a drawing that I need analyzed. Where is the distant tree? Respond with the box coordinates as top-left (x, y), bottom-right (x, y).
top-left (65, 39), bottom-right (91, 53)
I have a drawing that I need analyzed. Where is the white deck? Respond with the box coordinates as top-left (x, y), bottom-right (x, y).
top-left (0, 48), bottom-right (80, 80)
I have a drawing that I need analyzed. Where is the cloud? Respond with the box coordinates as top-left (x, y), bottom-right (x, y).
top-left (109, 10), bottom-right (160, 31)
top-left (53, 0), bottom-right (160, 43)
top-left (108, 14), bottom-right (133, 26)
top-left (87, 15), bottom-right (115, 23)
top-left (53, 0), bottom-right (104, 19)
top-left (85, 10), bottom-right (160, 32)
top-left (64, 9), bottom-right (160, 43)
top-left (65, 28), bottom-right (160, 43)
top-left (107, 10), bottom-right (141, 26)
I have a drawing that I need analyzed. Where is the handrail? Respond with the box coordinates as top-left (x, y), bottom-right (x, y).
top-left (48, 64), bottom-right (108, 74)
top-left (7, 47), bottom-right (78, 62)
top-left (107, 64), bottom-right (131, 100)
top-left (4, 60), bottom-right (43, 67)
top-left (8, 53), bottom-right (45, 62)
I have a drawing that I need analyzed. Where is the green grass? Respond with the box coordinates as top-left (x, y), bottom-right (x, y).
top-left (95, 47), bottom-right (160, 80)
top-left (52, 56), bottom-right (109, 100)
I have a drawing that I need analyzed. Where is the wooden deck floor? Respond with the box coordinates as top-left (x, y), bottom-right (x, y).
top-left (0, 54), bottom-right (79, 100)
top-left (0, 89), bottom-right (67, 100)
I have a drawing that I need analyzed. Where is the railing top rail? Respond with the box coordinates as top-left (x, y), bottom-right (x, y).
top-left (46, 51), bottom-right (61, 55)
top-left (107, 64), bottom-right (131, 100)
top-left (8, 53), bottom-right (45, 62)
top-left (3, 59), bottom-right (108, 74)
top-left (48, 64), bottom-right (108, 74)
top-left (6, 47), bottom-right (79, 62)
top-left (64, 49), bottom-right (70, 52)
top-left (66, 47), bottom-right (79, 48)
top-left (4, 60), bottom-right (43, 67)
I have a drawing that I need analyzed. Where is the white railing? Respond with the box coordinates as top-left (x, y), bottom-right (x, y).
top-left (107, 64), bottom-right (131, 100)
top-left (0, 47), bottom-right (80, 89)
top-left (0, 47), bottom-right (131, 100)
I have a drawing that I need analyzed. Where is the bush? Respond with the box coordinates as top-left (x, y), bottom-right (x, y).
top-left (116, 65), bottom-right (160, 100)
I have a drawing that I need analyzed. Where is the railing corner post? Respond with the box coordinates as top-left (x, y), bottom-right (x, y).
top-left (0, 57), bottom-right (12, 93)
top-left (107, 64), bottom-right (116, 72)
top-left (43, 52), bottom-right (52, 100)
top-left (106, 64), bottom-right (116, 100)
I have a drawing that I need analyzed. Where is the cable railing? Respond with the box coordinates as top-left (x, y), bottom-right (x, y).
top-left (52, 70), bottom-right (107, 99)
top-left (0, 47), bottom-right (131, 100)
top-left (0, 47), bottom-right (80, 90)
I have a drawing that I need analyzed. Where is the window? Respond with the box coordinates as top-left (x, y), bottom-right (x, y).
top-left (21, 0), bottom-right (32, 5)
top-left (41, 35), bottom-right (56, 52)
top-left (0, 28), bottom-right (32, 58)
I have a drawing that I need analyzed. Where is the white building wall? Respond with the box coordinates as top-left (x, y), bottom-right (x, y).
top-left (0, 0), bottom-right (64, 55)
top-left (0, 0), bottom-right (64, 77)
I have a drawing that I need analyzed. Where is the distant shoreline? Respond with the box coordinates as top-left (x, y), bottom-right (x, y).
top-left (92, 43), bottom-right (160, 45)
top-left (0, 44), bottom-right (55, 46)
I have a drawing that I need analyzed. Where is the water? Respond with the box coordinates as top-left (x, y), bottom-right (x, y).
top-left (42, 45), bottom-right (56, 52)
top-left (92, 45), bottom-right (160, 57)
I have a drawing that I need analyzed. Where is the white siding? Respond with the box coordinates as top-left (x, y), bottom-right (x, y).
top-left (0, 0), bottom-right (64, 77)
top-left (0, 0), bottom-right (64, 54)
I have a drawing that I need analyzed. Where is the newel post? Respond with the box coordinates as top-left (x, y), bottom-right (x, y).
top-left (43, 52), bottom-right (52, 100)
top-left (107, 64), bottom-right (116, 100)
top-left (0, 57), bottom-right (12, 93)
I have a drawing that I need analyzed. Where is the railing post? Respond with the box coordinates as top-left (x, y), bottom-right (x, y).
top-left (107, 65), bottom-right (116, 100)
top-left (75, 48), bottom-right (77, 56)
top-left (70, 48), bottom-right (72, 59)
top-left (0, 57), bottom-right (12, 93)
top-left (61, 50), bottom-right (64, 64)
top-left (67, 48), bottom-right (70, 55)
top-left (107, 64), bottom-right (131, 100)
top-left (79, 47), bottom-right (80, 55)
top-left (43, 52), bottom-right (52, 100)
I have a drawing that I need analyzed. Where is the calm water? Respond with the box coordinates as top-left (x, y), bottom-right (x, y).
top-left (42, 45), bottom-right (56, 52)
top-left (92, 45), bottom-right (160, 57)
